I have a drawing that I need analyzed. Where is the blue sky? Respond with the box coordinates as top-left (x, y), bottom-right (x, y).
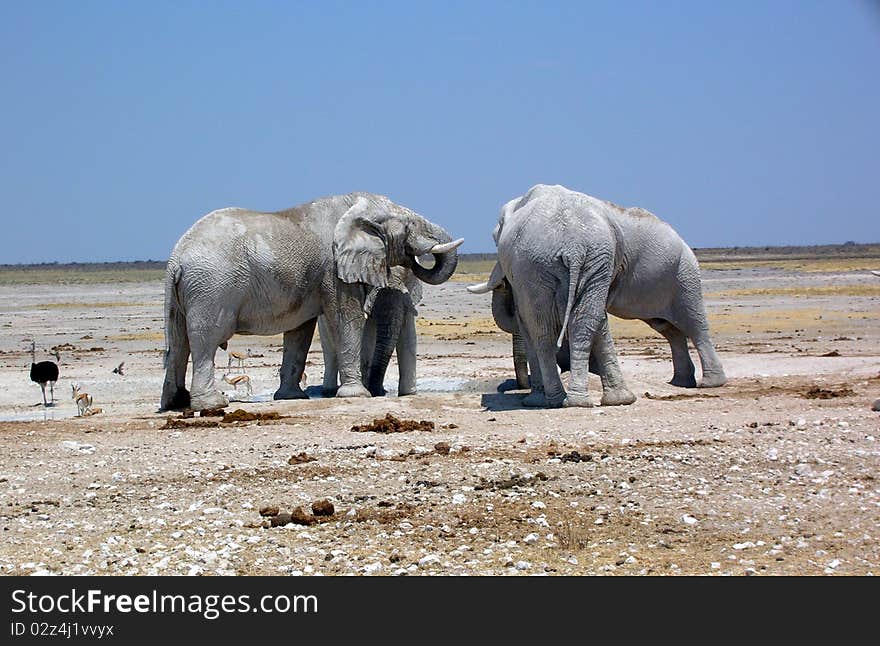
top-left (1, 1), bottom-right (878, 263)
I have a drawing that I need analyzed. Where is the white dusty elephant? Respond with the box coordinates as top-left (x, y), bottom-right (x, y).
top-left (160, 193), bottom-right (462, 411)
top-left (319, 266), bottom-right (421, 397)
top-left (468, 184), bottom-right (726, 408)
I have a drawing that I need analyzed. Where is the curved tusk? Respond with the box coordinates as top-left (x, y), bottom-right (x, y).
top-left (466, 281), bottom-right (491, 294)
top-left (429, 238), bottom-right (464, 254)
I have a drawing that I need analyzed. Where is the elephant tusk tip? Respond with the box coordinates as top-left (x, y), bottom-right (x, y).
top-left (466, 282), bottom-right (491, 294)
top-left (429, 238), bottom-right (465, 254)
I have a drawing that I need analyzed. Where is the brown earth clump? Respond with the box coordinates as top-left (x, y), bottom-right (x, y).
top-left (288, 452), bottom-right (316, 465)
top-left (803, 386), bottom-right (856, 399)
top-left (161, 417), bottom-right (220, 429)
top-left (222, 409), bottom-right (283, 423)
top-left (311, 499), bottom-right (335, 516)
top-left (350, 413), bottom-right (434, 433)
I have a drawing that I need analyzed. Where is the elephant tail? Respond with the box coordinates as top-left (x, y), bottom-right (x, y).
top-left (163, 260), bottom-right (186, 369)
top-left (557, 261), bottom-right (581, 348)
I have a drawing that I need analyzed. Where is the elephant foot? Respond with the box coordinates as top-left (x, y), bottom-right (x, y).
top-left (522, 391), bottom-right (548, 407)
top-left (190, 390), bottom-right (229, 411)
top-left (699, 372), bottom-right (727, 388)
top-left (563, 391), bottom-right (594, 408)
top-left (336, 382), bottom-right (371, 398)
top-left (368, 385), bottom-right (388, 397)
top-left (274, 386), bottom-right (309, 400)
top-left (670, 374), bottom-right (698, 388)
top-left (397, 387), bottom-right (417, 397)
top-left (160, 387), bottom-right (191, 411)
top-left (497, 379), bottom-right (524, 393)
top-left (601, 387), bottom-right (636, 407)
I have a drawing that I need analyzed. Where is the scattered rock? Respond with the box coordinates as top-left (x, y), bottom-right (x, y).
top-left (311, 499), bottom-right (335, 516)
top-left (442, 423), bottom-right (459, 429)
top-left (288, 452), bottom-right (316, 465)
top-left (434, 442), bottom-right (451, 455)
top-left (558, 450), bottom-right (591, 463)
top-left (351, 414), bottom-right (434, 433)
top-left (269, 512), bottom-right (292, 527)
top-left (821, 350), bottom-right (840, 357)
top-left (872, 399), bottom-right (880, 412)
top-left (259, 505), bottom-right (279, 517)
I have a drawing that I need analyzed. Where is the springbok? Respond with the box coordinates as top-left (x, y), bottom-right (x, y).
top-left (71, 382), bottom-right (93, 416)
top-left (222, 373), bottom-right (253, 398)
top-left (227, 348), bottom-right (252, 371)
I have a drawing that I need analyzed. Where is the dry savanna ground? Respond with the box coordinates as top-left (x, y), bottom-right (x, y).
top-left (0, 247), bottom-right (878, 576)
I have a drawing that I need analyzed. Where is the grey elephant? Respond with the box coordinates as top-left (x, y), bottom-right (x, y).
top-left (468, 184), bottom-right (726, 408)
top-left (160, 192), bottom-right (462, 411)
top-left (319, 266), bottom-right (421, 397)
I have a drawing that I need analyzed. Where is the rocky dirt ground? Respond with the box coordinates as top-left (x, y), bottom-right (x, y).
top-left (0, 258), bottom-right (878, 576)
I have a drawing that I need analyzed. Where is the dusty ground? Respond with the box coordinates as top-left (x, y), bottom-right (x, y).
top-left (0, 257), bottom-right (878, 576)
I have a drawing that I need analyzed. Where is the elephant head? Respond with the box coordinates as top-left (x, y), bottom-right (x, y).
top-left (334, 194), bottom-right (462, 290)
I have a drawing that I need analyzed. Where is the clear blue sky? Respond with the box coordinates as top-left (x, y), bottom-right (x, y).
top-left (1, 1), bottom-right (878, 263)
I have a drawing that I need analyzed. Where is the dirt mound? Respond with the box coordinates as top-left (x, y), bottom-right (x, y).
top-left (350, 413), bottom-right (434, 433)
top-left (288, 452), bottom-right (316, 465)
top-left (161, 417), bottom-right (220, 429)
top-left (803, 386), bottom-right (856, 399)
top-left (222, 409), bottom-right (283, 423)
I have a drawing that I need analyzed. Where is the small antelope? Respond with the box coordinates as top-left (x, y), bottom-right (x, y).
top-left (71, 382), bottom-right (93, 416)
top-left (222, 373), bottom-right (253, 397)
top-left (227, 348), bottom-right (252, 371)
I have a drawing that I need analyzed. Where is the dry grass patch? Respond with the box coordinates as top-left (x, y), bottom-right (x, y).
top-left (707, 285), bottom-right (880, 298)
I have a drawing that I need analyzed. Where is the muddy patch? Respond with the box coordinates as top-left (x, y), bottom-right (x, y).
top-left (803, 386), bottom-right (856, 399)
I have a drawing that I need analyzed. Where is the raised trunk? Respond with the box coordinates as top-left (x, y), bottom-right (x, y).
top-left (410, 248), bottom-right (459, 284)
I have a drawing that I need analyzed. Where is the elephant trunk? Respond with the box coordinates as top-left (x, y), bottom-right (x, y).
top-left (490, 283), bottom-right (517, 333)
top-left (367, 290), bottom-right (406, 396)
top-left (407, 221), bottom-right (462, 285)
top-left (512, 332), bottom-right (530, 390)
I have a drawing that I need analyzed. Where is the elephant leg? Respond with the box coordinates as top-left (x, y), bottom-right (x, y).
top-left (318, 316), bottom-right (339, 397)
top-left (326, 283), bottom-right (370, 398)
top-left (646, 318), bottom-right (697, 388)
top-left (591, 320), bottom-right (636, 406)
top-left (160, 313), bottom-right (191, 411)
top-left (275, 318), bottom-right (317, 400)
top-left (691, 328), bottom-right (727, 387)
top-left (671, 310), bottom-right (727, 388)
top-left (514, 301), bottom-right (565, 407)
top-left (396, 309), bottom-right (417, 396)
top-left (563, 284), bottom-right (614, 408)
top-left (187, 322), bottom-right (229, 411)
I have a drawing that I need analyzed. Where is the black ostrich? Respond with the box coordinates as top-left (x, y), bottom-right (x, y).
top-left (29, 341), bottom-right (59, 406)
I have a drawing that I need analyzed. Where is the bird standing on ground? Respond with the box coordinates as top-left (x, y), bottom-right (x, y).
top-left (29, 341), bottom-right (59, 406)
top-left (112, 361), bottom-right (125, 376)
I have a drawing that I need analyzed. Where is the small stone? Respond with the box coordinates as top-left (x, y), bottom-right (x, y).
top-left (451, 493), bottom-right (466, 505)
top-left (434, 442), bottom-right (451, 455)
top-left (795, 464), bottom-right (813, 477)
top-left (796, 418), bottom-right (807, 428)
top-left (766, 448), bottom-right (778, 461)
top-left (270, 512), bottom-right (293, 527)
top-left (872, 399), bottom-right (880, 412)
top-left (418, 554), bottom-right (440, 567)
top-left (515, 561), bottom-right (531, 571)
top-left (259, 505), bottom-right (279, 517)
top-left (524, 533), bottom-right (539, 544)
top-left (681, 514), bottom-right (698, 525)
top-left (531, 501), bottom-right (546, 509)
top-left (311, 499), bottom-right (335, 517)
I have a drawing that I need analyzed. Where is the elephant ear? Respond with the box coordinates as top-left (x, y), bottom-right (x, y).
top-left (334, 196), bottom-right (402, 288)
